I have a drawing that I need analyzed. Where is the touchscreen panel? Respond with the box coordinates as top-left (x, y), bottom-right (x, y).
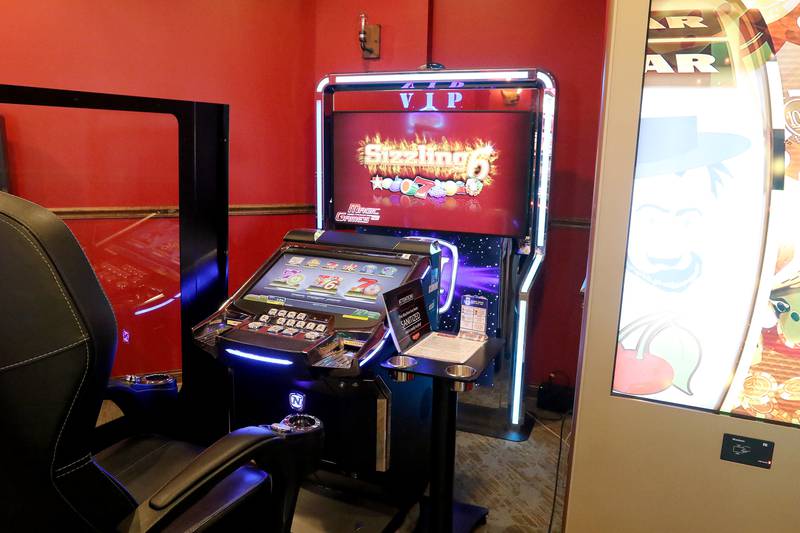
top-left (242, 252), bottom-right (411, 321)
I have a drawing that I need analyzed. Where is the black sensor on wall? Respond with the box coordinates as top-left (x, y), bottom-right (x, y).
top-left (0, 116), bottom-right (8, 192)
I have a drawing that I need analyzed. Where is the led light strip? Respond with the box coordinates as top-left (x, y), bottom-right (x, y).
top-left (359, 330), bottom-right (391, 367)
top-left (315, 99), bottom-right (324, 229)
top-left (536, 91), bottom-right (555, 249)
top-left (511, 253), bottom-right (543, 425)
top-left (225, 348), bottom-right (294, 366)
top-left (134, 292), bottom-right (181, 316)
top-left (335, 70), bottom-right (530, 84)
top-left (404, 236), bottom-right (458, 313)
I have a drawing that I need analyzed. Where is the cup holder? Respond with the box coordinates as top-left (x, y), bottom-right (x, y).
top-left (140, 373), bottom-right (176, 386)
top-left (280, 414), bottom-right (322, 433)
top-left (445, 365), bottom-right (477, 379)
top-left (386, 355), bottom-right (417, 369)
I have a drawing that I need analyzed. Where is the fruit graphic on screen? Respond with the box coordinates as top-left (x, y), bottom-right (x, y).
top-left (400, 179), bottom-right (419, 196)
top-left (613, 343), bottom-right (674, 395)
top-left (614, 316), bottom-right (701, 396)
top-left (268, 268), bottom-right (304, 290)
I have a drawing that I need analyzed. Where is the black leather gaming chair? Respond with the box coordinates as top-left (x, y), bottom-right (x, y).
top-left (0, 192), bottom-right (320, 532)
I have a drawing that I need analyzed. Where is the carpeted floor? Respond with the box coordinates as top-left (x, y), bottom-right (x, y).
top-left (456, 413), bottom-right (571, 532)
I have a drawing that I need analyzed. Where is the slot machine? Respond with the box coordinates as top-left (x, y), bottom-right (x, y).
top-left (193, 229), bottom-right (441, 498)
top-left (314, 69), bottom-right (556, 438)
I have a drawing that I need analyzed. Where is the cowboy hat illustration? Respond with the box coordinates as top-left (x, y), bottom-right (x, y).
top-left (626, 115), bottom-right (752, 292)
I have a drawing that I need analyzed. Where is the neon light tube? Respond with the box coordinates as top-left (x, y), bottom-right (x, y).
top-left (359, 330), bottom-right (391, 367)
top-left (521, 254), bottom-right (543, 293)
top-left (536, 70), bottom-right (555, 89)
top-left (511, 254), bottom-right (544, 425)
top-left (315, 99), bottom-right (324, 229)
top-left (423, 265), bottom-right (431, 278)
top-left (536, 92), bottom-right (555, 249)
top-left (225, 348), bottom-right (293, 366)
top-left (335, 70), bottom-right (530, 84)
top-left (134, 298), bottom-right (175, 316)
top-left (511, 299), bottom-right (528, 425)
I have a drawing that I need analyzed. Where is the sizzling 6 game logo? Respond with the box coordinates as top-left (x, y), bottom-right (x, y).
top-left (358, 135), bottom-right (497, 200)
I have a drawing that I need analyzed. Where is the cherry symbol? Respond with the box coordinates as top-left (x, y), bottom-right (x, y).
top-left (613, 342), bottom-right (674, 395)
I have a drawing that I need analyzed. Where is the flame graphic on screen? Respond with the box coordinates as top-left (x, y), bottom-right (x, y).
top-left (357, 134), bottom-right (498, 183)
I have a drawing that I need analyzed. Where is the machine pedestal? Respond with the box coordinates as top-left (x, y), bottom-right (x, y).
top-left (415, 499), bottom-right (488, 533)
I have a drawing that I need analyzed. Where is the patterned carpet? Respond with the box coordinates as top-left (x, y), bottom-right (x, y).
top-left (455, 414), bottom-right (570, 533)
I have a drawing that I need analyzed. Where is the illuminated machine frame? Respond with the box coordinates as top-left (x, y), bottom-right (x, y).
top-left (315, 69), bottom-right (556, 433)
top-left (568, 1), bottom-right (800, 531)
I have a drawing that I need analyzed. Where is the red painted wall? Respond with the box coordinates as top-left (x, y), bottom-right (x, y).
top-left (430, 0), bottom-right (606, 385)
top-left (0, 0), bottom-right (605, 383)
top-left (312, 1), bottom-right (430, 81)
top-left (0, 0), bottom-right (316, 374)
top-left (311, 0), bottom-right (607, 385)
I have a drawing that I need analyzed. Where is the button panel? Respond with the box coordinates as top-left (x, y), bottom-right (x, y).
top-left (240, 306), bottom-right (331, 341)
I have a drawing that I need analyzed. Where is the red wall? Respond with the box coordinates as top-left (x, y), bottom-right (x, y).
top-left (0, 0), bottom-right (605, 383)
top-left (0, 0), bottom-right (316, 374)
top-left (433, 0), bottom-right (606, 385)
top-left (311, 0), bottom-right (607, 385)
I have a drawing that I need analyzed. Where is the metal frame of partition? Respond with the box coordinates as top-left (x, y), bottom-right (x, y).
top-left (0, 84), bottom-right (230, 442)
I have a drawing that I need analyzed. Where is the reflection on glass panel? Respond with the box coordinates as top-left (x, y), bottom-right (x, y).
top-left (614, 1), bottom-right (777, 416)
top-left (0, 104), bottom-right (177, 207)
top-left (1, 104), bottom-right (180, 375)
top-left (66, 218), bottom-right (181, 375)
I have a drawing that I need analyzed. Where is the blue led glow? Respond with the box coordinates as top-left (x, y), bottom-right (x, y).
top-left (134, 291), bottom-right (183, 316)
top-left (511, 300), bottom-right (528, 425)
top-left (134, 297), bottom-right (176, 316)
top-left (511, 254), bottom-right (543, 425)
top-left (359, 330), bottom-right (390, 367)
top-left (225, 348), bottom-right (294, 366)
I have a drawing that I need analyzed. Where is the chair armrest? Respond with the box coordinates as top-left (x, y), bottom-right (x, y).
top-left (117, 425), bottom-right (282, 533)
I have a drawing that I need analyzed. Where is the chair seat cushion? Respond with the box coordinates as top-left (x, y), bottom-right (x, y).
top-left (96, 434), bottom-right (202, 502)
top-left (96, 434), bottom-right (270, 532)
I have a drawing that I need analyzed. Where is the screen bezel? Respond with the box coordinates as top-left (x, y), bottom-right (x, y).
top-left (317, 72), bottom-right (550, 241)
top-left (234, 246), bottom-right (415, 329)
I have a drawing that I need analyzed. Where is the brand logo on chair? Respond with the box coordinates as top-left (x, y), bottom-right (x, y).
top-left (289, 392), bottom-right (305, 412)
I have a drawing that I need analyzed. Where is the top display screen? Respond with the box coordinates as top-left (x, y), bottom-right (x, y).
top-left (330, 89), bottom-right (535, 236)
top-left (241, 251), bottom-right (411, 322)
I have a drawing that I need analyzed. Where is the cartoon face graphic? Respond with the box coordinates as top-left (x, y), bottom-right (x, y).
top-left (626, 173), bottom-right (706, 292)
top-left (624, 116), bottom-right (751, 293)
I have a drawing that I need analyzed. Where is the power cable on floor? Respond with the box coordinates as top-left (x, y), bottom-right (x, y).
top-left (548, 414), bottom-right (568, 533)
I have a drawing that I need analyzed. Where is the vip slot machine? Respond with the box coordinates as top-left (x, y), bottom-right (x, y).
top-left (314, 69), bottom-right (556, 438)
top-left (192, 229), bottom-right (441, 499)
